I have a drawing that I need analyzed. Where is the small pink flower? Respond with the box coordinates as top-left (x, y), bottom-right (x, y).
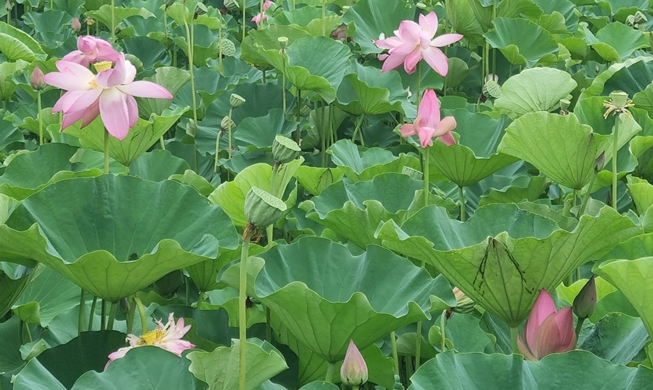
top-left (340, 340), bottom-right (368, 386)
top-left (43, 53), bottom-right (172, 140)
top-left (518, 289), bottom-right (576, 361)
top-left (30, 66), bottom-right (45, 90)
top-left (252, 1), bottom-right (274, 24)
top-left (400, 89), bottom-right (456, 148)
top-left (374, 12), bottom-right (463, 76)
top-left (105, 313), bottom-right (195, 370)
top-left (71, 17), bottom-right (81, 32)
top-left (62, 36), bottom-right (121, 67)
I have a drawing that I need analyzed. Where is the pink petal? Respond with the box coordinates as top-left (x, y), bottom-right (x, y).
top-left (61, 50), bottom-right (88, 67)
top-left (418, 90), bottom-right (441, 127)
top-left (431, 33), bottom-right (464, 48)
top-left (517, 333), bottom-right (537, 361)
top-left (380, 53), bottom-right (407, 73)
top-left (126, 95), bottom-right (139, 127)
top-left (252, 14), bottom-right (262, 23)
top-left (374, 36), bottom-right (404, 50)
top-left (432, 116), bottom-right (457, 138)
top-left (525, 289), bottom-right (557, 349)
top-left (422, 46), bottom-right (449, 77)
top-left (61, 100), bottom-right (100, 130)
top-left (418, 126), bottom-right (436, 148)
top-left (105, 346), bottom-right (133, 370)
top-left (419, 12), bottom-right (439, 38)
top-left (117, 81), bottom-right (173, 99)
top-left (403, 49), bottom-right (422, 74)
top-left (533, 308), bottom-right (576, 359)
top-left (96, 54), bottom-right (128, 89)
top-left (43, 62), bottom-right (95, 91)
top-left (161, 340), bottom-right (195, 357)
top-left (399, 123), bottom-right (417, 137)
top-left (262, 0), bottom-right (274, 10)
top-left (437, 130), bottom-right (456, 146)
top-left (100, 88), bottom-right (132, 140)
top-left (397, 20), bottom-right (421, 43)
top-left (55, 89), bottom-right (102, 113)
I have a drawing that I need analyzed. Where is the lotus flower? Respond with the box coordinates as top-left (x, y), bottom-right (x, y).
top-left (105, 313), bottom-right (195, 370)
top-left (62, 36), bottom-right (121, 67)
top-left (340, 340), bottom-right (368, 386)
top-left (43, 53), bottom-right (172, 140)
top-left (30, 66), bottom-right (45, 90)
top-left (399, 89), bottom-right (456, 148)
top-left (374, 11), bottom-right (463, 76)
top-left (71, 17), bottom-right (81, 31)
top-left (518, 289), bottom-right (576, 361)
top-left (252, 1), bottom-right (274, 24)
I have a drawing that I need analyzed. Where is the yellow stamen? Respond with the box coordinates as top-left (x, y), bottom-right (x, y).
top-left (88, 78), bottom-right (100, 89)
top-left (137, 329), bottom-right (166, 345)
top-left (93, 61), bottom-right (113, 72)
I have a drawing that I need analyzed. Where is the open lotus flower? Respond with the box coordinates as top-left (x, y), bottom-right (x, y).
top-left (340, 340), bottom-right (368, 386)
top-left (400, 89), bottom-right (456, 148)
top-left (62, 36), bottom-right (121, 67)
top-left (518, 289), bottom-right (576, 361)
top-left (43, 53), bottom-right (173, 140)
top-left (105, 313), bottom-right (195, 370)
top-left (374, 11), bottom-right (463, 76)
top-left (252, 0), bottom-right (274, 24)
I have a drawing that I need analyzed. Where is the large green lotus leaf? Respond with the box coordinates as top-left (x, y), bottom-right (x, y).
top-left (335, 63), bottom-right (409, 116)
top-left (294, 167), bottom-right (344, 196)
top-left (0, 175), bottom-right (239, 302)
top-left (12, 358), bottom-right (65, 390)
top-left (579, 56), bottom-right (653, 101)
top-left (377, 204), bottom-right (641, 326)
top-left (252, 237), bottom-right (455, 363)
top-left (584, 22), bottom-right (648, 62)
top-left (169, 170), bottom-right (215, 197)
top-left (241, 24), bottom-right (311, 70)
top-left (233, 109), bottom-right (296, 150)
top-left (137, 67), bottom-right (190, 118)
top-left (122, 36), bottom-right (167, 70)
top-left (633, 82), bottom-right (653, 119)
top-left (580, 313), bottom-right (649, 365)
top-left (498, 112), bottom-right (611, 190)
top-left (494, 67), bottom-right (577, 117)
top-left (64, 107), bottom-right (186, 167)
top-left (484, 17), bottom-right (558, 67)
top-left (209, 159), bottom-right (303, 227)
top-left (328, 139), bottom-right (420, 182)
top-left (595, 257), bottom-right (653, 339)
top-left (430, 110), bottom-right (517, 187)
top-left (71, 346), bottom-right (200, 390)
top-left (22, 10), bottom-right (73, 50)
top-left (187, 339), bottom-right (288, 390)
top-left (627, 176), bottom-right (653, 215)
top-left (445, 0), bottom-right (487, 46)
top-left (85, 5), bottom-right (155, 30)
top-left (187, 243), bottom-right (267, 292)
top-left (437, 313), bottom-right (495, 354)
top-left (256, 36), bottom-right (351, 103)
top-left (340, 0), bottom-right (415, 54)
top-left (0, 262), bottom-right (37, 318)
top-left (408, 350), bottom-right (653, 390)
top-left (129, 150), bottom-right (190, 182)
top-left (0, 21), bottom-right (44, 61)
top-left (269, 7), bottom-right (340, 37)
top-left (0, 143), bottom-right (102, 200)
top-left (478, 176), bottom-right (550, 207)
top-left (533, 0), bottom-right (579, 32)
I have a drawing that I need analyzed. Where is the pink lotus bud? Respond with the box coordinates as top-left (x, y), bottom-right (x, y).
top-left (30, 66), bottom-right (45, 90)
top-left (340, 340), bottom-right (368, 386)
top-left (517, 289), bottom-right (576, 360)
top-left (573, 276), bottom-right (596, 320)
top-left (71, 17), bottom-right (81, 31)
top-left (262, 0), bottom-right (274, 11)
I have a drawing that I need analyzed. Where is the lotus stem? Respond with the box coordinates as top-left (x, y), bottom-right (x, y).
top-left (242, 0), bottom-right (246, 42)
top-left (159, 136), bottom-right (166, 150)
top-left (78, 289), bottom-right (85, 335)
top-left (262, 70), bottom-right (266, 83)
top-left (459, 186), bottom-right (466, 222)
top-left (110, 0), bottom-right (115, 40)
top-left (183, 13), bottom-right (199, 172)
top-left (126, 296), bottom-right (136, 335)
top-left (25, 322), bottom-right (33, 342)
top-left (325, 362), bottom-right (335, 383)
top-left (197, 291), bottom-right (205, 308)
top-left (416, 62), bottom-right (421, 106)
top-left (239, 227), bottom-right (253, 390)
top-left (134, 295), bottom-right (148, 333)
top-left (88, 296), bottom-right (97, 331)
top-left (510, 326), bottom-right (519, 354)
top-left (107, 301), bottom-right (118, 331)
top-left (440, 309), bottom-right (446, 353)
top-left (424, 147), bottom-right (430, 208)
top-left (228, 107), bottom-right (234, 160)
top-left (281, 50), bottom-right (287, 118)
top-left (19, 319), bottom-right (23, 344)
top-left (321, 0), bottom-right (326, 36)
top-left (579, 174), bottom-right (597, 217)
top-left (214, 130), bottom-right (220, 173)
top-left (415, 320), bottom-right (422, 369)
top-left (104, 130), bottom-right (110, 174)
top-left (575, 317), bottom-right (585, 337)
top-left (259, 0), bottom-right (263, 30)
top-left (351, 115), bottom-right (364, 145)
top-left (37, 90), bottom-right (43, 145)
top-left (163, 12), bottom-right (168, 52)
top-left (266, 307), bottom-right (271, 342)
top-left (100, 299), bottom-right (107, 330)
top-left (390, 331), bottom-right (399, 375)
top-left (612, 117), bottom-right (619, 210)
top-left (296, 89), bottom-right (301, 144)
top-left (218, 18), bottom-right (224, 75)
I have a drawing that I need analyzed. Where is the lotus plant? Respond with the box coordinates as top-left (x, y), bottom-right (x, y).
top-left (62, 36), bottom-right (121, 67)
top-left (518, 289), bottom-right (576, 361)
top-left (340, 340), bottom-right (368, 388)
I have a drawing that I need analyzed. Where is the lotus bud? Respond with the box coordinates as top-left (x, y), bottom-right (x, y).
top-left (224, 0), bottom-right (240, 12)
top-left (272, 134), bottom-right (301, 164)
top-left (573, 276), bottom-right (597, 320)
top-left (594, 152), bottom-right (606, 172)
top-left (30, 66), bottom-right (45, 90)
top-left (402, 166), bottom-right (423, 180)
top-left (340, 340), bottom-right (368, 386)
top-left (71, 17), bottom-right (82, 31)
top-left (244, 187), bottom-right (287, 228)
top-left (229, 93), bottom-right (246, 108)
top-left (186, 119), bottom-right (197, 138)
top-left (221, 116), bottom-right (236, 131)
top-left (278, 36), bottom-right (288, 50)
top-left (609, 90), bottom-right (629, 108)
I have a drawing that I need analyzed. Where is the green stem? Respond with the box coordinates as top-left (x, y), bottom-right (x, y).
top-left (87, 296), bottom-right (97, 331)
top-left (390, 331), bottom-right (400, 375)
top-left (415, 320), bottom-right (422, 369)
top-left (239, 229), bottom-right (252, 390)
top-left (242, 0), bottom-right (246, 42)
top-left (510, 326), bottom-right (519, 354)
top-left (37, 91), bottom-right (43, 145)
top-left (612, 116), bottom-right (619, 210)
top-left (100, 299), bottom-right (107, 330)
top-left (25, 322), bottom-right (33, 342)
top-left (163, 12), bottom-right (168, 52)
top-left (197, 291), bottom-right (205, 309)
top-left (111, 0), bottom-right (115, 40)
top-left (325, 362), bottom-right (335, 383)
top-left (351, 115), bottom-right (364, 144)
top-left (281, 52), bottom-right (287, 117)
top-left (183, 14), bottom-right (198, 172)
top-left (424, 147), bottom-right (430, 208)
top-left (296, 89), bottom-right (301, 144)
top-left (262, 70), bottom-right (266, 83)
top-left (459, 186), bottom-right (466, 222)
top-left (575, 317), bottom-right (585, 337)
top-left (321, 0), bottom-right (326, 36)
top-left (78, 289), bottom-right (85, 335)
top-left (104, 130), bottom-right (109, 174)
top-left (266, 307), bottom-right (271, 343)
top-left (214, 128), bottom-right (220, 173)
top-left (160, 136), bottom-right (166, 150)
top-left (416, 62), bottom-right (421, 107)
top-left (228, 107), bottom-right (234, 160)
top-left (134, 296), bottom-right (148, 333)
top-left (440, 309), bottom-right (446, 353)
top-left (578, 174), bottom-right (597, 217)
top-left (107, 301), bottom-right (118, 331)
top-left (218, 19), bottom-right (224, 75)
top-left (126, 296), bottom-right (136, 335)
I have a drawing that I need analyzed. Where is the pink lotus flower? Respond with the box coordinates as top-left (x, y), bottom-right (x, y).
top-left (62, 36), bottom-right (121, 67)
top-left (105, 313), bottom-right (195, 370)
top-left (252, 1), bottom-right (274, 24)
top-left (71, 17), bottom-right (81, 32)
top-left (43, 53), bottom-right (172, 140)
top-left (30, 66), bottom-right (45, 90)
top-left (374, 12), bottom-right (463, 76)
top-left (518, 289), bottom-right (576, 361)
top-left (340, 340), bottom-right (368, 386)
top-left (400, 89), bottom-right (456, 148)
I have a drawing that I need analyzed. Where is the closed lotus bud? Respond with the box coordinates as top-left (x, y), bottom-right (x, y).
top-left (594, 152), bottom-right (606, 172)
top-left (402, 166), bottom-right (423, 180)
top-left (278, 36), bottom-right (288, 50)
top-left (221, 116), bottom-right (235, 131)
top-left (30, 66), bottom-right (45, 90)
top-left (244, 187), bottom-right (287, 228)
top-left (573, 276), bottom-right (597, 320)
top-left (71, 17), bottom-right (82, 31)
top-left (340, 340), bottom-right (368, 386)
top-left (229, 93), bottom-right (246, 108)
top-left (609, 90), bottom-right (629, 108)
top-left (186, 119), bottom-right (197, 138)
top-left (219, 39), bottom-right (236, 57)
top-left (272, 134), bottom-right (301, 163)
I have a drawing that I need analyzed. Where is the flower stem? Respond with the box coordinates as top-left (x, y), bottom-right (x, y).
top-left (575, 317), bottom-right (585, 338)
top-left (239, 228), bottom-right (252, 390)
top-left (579, 174), bottom-right (597, 217)
top-left (424, 147), bottom-right (430, 208)
top-left (37, 91), bottom-right (43, 145)
top-left (510, 326), bottom-right (519, 354)
top-left (296, 89), bottom-right (302, 144)
top-left (390, 331), bottom-right (399, 375)
top-left (183, 13), bottom-right (199, 172)
top-left (321, 0), bottom-right (326, 36)
top-left (325, 362), bottom-right (335, 383)
top-left (100, 299), bottom-right (107, 330)
top-left (459, 186), bottom-right (466, 222)
top-left (107, 301), bottom-right (118, 331)
top-left (78, 289), bottom-right (85, 335)
top-left (415, 320), bottom-right (422, 369)
top-left (218, 18), bottom-right (224, 75)
top-left (416, 62), bottom-right (421, 107)
top-left (126, 296), bottom-right (136, 335)
top-left (612, 116), bottom-right (619, 210)
top-left (281, 51), bottom-right (287, 117)
top-left (134, 295), bottom-right (148, 333)
top-left (351, 115), bottom-right (364, 145)
top-left (110, 0), bottom-right (115, 40)
top-left (104, 130), bottom-right (110, 175)
top-left (87, 296), bottom-right (97, 331)
top-left (242, 0), bottom-right (246, 42)
top-left (228, 107), bottom-right (234, 160)
top-left (266, 307), bottom-right (271, 342)
top-left (440, 309), bottom-right (446, 353)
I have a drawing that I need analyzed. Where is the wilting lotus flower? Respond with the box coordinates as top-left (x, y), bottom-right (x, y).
top-left (62, 36), bottom-right (121, 67)
top-left (518, 289), bottom-right (576, 361)
top-left (374, 11), bottom-right (463, 76)
top-left (252, 1), bottom-right (274, 24)
top-left (43, 53), bottom-right (172, 140)
top-left (400, 89), bottom-right (456, 148)
top-left (105, 313), bottom-right (195, 370)
top-left (340, 340), bottom-right (368, 386)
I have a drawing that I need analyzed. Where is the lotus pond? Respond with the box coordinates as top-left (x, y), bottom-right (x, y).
top-left (3, 0), bottom-right (653, 389)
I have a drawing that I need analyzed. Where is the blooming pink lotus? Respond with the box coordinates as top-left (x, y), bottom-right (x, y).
top-left (518, 289), bottom-right (576, 361)
top-left (62, 36), bottom-right (121, 67)
top-left (374, 12), bottom-right (463, 76)
top-left (400, 89), bottom-right (456, 148)
top-left (252, 1), bottom-right (274, 24)
top-left (105, 313), bottom-right (195, 370)
top-left (43, 53), bottom-right (172, 140)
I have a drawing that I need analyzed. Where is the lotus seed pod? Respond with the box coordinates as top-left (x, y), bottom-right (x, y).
top-left (85, 18), bottom-right (95, 26)
top-left (230, 93), bottom-right (246, 108)
top-left (186, 119), bottom-right (197, 138)
top-left (573, 276), bottom-right (597, 320)
top-left (219, 39), bottom-right (236, 57)
top-left (244, 187), bottom-right (287, 228)
top-left (221, 116), bottom-right (236, 131)
top-left (482, 79), bottom-right (501, 99)
top-left (595, 152), bottom-right (606, 172)
top-left (194, 2), bottom-right (207, 17)
top-left (272, 135), bottom-right (301, 163)
top-left (278, 36), bottom-right (288, 50)
top-left (30, 66), bottom-right (45, 90)
top-left (452, 287), bottom-right (475, 314)
top-left (402, 166), bottom-right (423, 180)
top-left (609, 90), bottom-right (629, 108)
top-left (416, 2), bottom-right (426, 9)
top-left (223, 0), bottom-right (240, 12)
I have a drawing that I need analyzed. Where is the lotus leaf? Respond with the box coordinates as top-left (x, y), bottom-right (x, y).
top-left (484, 18), bottom-right (559, 67)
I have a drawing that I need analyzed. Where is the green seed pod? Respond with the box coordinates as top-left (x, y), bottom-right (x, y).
top-left (278, 36), bottom-right (288, 50)
top-left (230, 93), bottom-right (246, 108)
top-left (244, 187), bottom-right (287, 228)
top-left (272, 135), bottom-right (301, 163)
top-left (299, 104), bottom-right (311, 117)
top-left (221, 116), bottom-right (236, 131)
top-left (219, 39), bottom-right (236, 57)
top-left (609, 90), bottom-right (629, 108)
top-left (483, 79), bottom-right (501, 99)
top-left (223, 0), bottom-right (240, 12)
top-left (402, 166), bottom-right (423, 180)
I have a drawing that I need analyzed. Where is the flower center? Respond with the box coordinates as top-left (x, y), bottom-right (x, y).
top-left (137, 329), bottom-right (166, 346)
top-left (88, 78), bottom-right (100, 89)
top-left (93, 61), bottom-right (113, 72)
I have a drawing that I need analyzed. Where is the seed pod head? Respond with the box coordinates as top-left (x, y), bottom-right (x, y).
top-left (340, 340), bottom-right (368, 386)
top-left (30, 66), bottom-right (45, 90)
top-left (194, 2), bottom-right (207, 17)
top-left (219, 39), bottom-right (236, 57)
top-left (223, 0), bottom-right (240, 12)
top-left (229, 93), bottom-right (246, 108)
top-left (299, 104), bottom-right (311, 117)
top-left (85, 18), bottom-right (95, 26)
top-left (272, 135), bottom-right (301, 164)
top-left (278, 36), bottom-right (288, 50)
top-left (482, 79), bottom-right (501, 99)
top-left (221, 116), bottom-right (236, 131)
top-left (71, 17), bottom-right (82, 31)
top-left (559, 99), bottom-right (571, 112)
top-left (609, 90), bottom-right (629, 108)
top-left (244, 187), bottom-right (287, 228)
top-left (573, 276), bottom-right (597, 320)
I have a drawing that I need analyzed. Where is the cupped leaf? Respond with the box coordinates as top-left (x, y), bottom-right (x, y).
top-left (129, 150), bottom-right (191, 182)
top-left (494, 67), bottom-right (577, 117)
top-left (0, 262), bottom-right (37, 318)
top-left (498, 112), bottom-right (610, 190)
top-left (252, 237), bottom-right (455, 363)
top-left (579, 56), bottom-right (653, 101)
top-left (580, 313), bottom-right (650, 365)
top-left (484, 17), bottom-right (559, 67)
top-left (0, 21), bottom-right (44, 61)
top-left (377, 204), bottom-right (641, 326)
top-left (584, 22), bottom-right (648, 62)
top-left (0, 175), bottom-right (239, 302)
